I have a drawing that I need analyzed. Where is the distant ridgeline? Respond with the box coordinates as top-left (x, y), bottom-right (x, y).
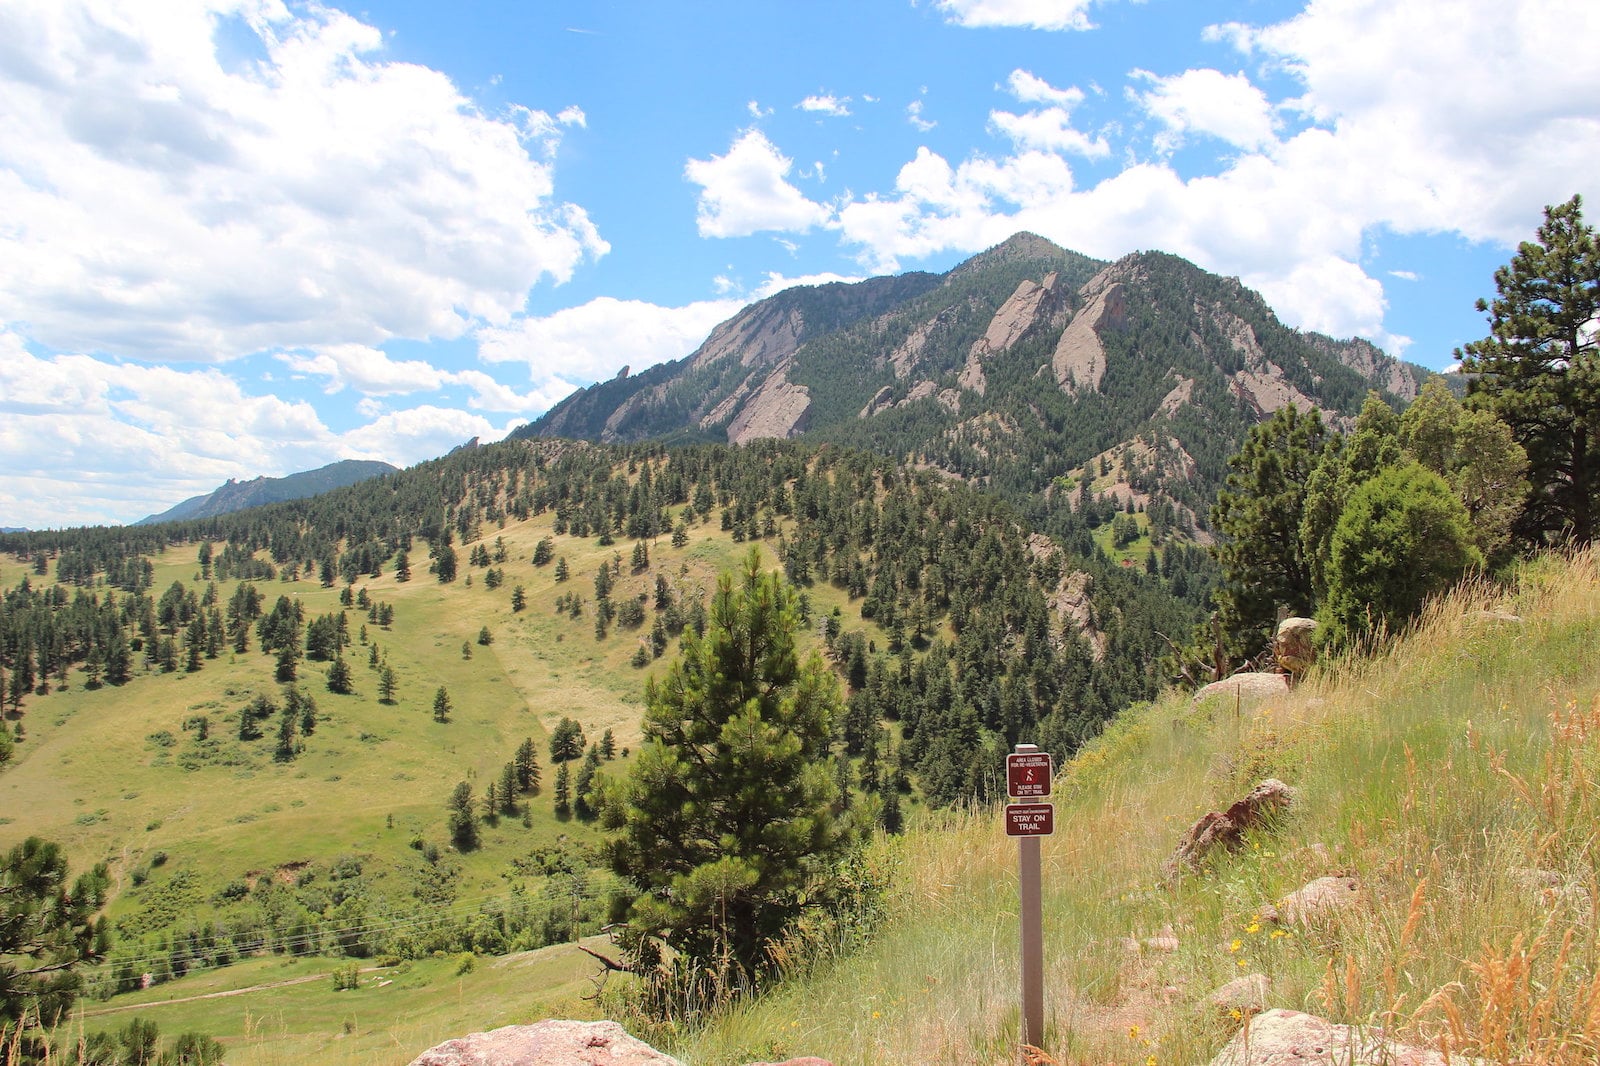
top-left (136, 459), bottom-right (399, 525)
top-left (514, 232), bottom-right (1429, 549)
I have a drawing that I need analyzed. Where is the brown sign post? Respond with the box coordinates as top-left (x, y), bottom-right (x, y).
top-left (1006, 744), bottom-right (1052, 1051)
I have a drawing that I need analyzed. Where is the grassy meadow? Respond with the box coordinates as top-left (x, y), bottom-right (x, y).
top-left (670, 549), bottom-right (1600, 1065)
top-left (0, 504), bottom-right (876, 1063)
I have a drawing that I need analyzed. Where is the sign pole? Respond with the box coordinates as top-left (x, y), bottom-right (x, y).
top-left (1009, 742), bottom-right (1049, 1050)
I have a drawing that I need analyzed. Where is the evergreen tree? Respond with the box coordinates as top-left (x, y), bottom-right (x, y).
top-left (553, 762), bottom-right (571, 818)
top-left (1209, 405), bottom-right (1330, 665)
top-left (432, 686), bottom-right (451, 723)
top-left (326, 656), bottom-right (353, 695)
top-left (1320, 463), bottom-right (1483, 645)
top-left (447, 782), bottom-right (477, 851)
top-left (0, 837), bottom-right (110, 1035)
top-left (514, 737), bottom-right (541, 795)
top-left (610, 549), bottom-right (849, 977)
top-left (1460, 195), bottom-right (1600, 545)
top-left (377, 665), bottom-right (398, 704)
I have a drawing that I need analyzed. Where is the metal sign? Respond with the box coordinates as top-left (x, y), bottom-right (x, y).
top-left (1005, 802), bottom-right (1055, 837)
top-left (1006, 752), bottom-right (1053, 798)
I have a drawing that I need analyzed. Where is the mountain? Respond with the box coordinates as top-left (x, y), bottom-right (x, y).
top-left (135, 459), bottom-right (399, 525)
top-left (514, 234), bottom-right (1429, 535)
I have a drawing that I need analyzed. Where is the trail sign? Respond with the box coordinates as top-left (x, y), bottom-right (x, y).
top-left (1006, 751), bottom-right (1053, 798)
top-left (1005, 802), bottom-right (1055, 837)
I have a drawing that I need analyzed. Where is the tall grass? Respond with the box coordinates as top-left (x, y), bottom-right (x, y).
top-left (675, 548), bottom-right (1600, 1065)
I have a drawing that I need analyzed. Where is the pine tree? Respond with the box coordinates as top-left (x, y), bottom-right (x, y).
top-left (1460, 195), bottom-right (1600, 545)
top-left (326, 656), bottom-right (353, 695)
top-left (378, 665), bottom-right (398, 704)
top-left (432, 686), bottom-right (451, 723)
top-left (514, 737), bottom-right (541, 795)
top-left (447, 782), bottom-right (477, 851)
top-left (610, 549), bottom-right (850, 977)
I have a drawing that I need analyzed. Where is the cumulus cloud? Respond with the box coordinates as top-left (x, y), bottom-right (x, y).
top-left (990, 70), bottom-right (1108, 157)
top-left (1131, 68), bottom-right (1277, 152)
top-left (477, 296), bottom-right (746, 392)
top-left (933, 0), bottom-right (1106, 32)
top-left (836, 0), bottom-right (1597, 355)
top-left (279, 344), bottom-right (448, 396)
top-left (0, 326), bottom-right (538, 528)
top-left (907, 99), bottom-right (937, 132)
top-left (0, 0), bottom-right (607, 363)
top-left (798, 93), bottom-right (852, 117)
top-left (685, 130), bottom-right (832, 238)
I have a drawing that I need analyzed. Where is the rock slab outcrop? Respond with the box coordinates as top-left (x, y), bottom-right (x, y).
top-left (1209, 1008), bottom-right (1462, 1066)
top-left (1164, 779), bottom-right (1297, 878)
top-left (407, 1020), bottom-right (684, 1066)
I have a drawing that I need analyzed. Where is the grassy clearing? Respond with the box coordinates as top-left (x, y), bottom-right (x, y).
top-left (674, 549), bottom-right (1600, 1065)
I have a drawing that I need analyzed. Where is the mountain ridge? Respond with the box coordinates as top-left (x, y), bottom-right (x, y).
top-left (135, 458), bottom-right (399, 526)
top-left (513, 235), bottom-right (1430, 534)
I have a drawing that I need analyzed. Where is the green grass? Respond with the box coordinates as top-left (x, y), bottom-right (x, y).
top-left (670, 549), bottom-right (1600, 1065)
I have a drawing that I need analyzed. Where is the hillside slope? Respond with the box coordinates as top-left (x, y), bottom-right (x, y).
top-left (671, 549), bottom-right (1600, 1065)
top-left (516, 234), bottom-right (1430, 532)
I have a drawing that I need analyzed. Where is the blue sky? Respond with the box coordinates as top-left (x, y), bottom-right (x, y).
top-left (2, 0), bottom-right (1596, 529)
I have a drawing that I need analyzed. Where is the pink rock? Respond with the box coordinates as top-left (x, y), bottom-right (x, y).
top-left (1208, 1008), bottom-right (1467, 1065)
top-left (407, 1020), bottom-right (683, 1066)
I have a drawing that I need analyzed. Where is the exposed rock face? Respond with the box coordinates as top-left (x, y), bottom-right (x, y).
top-left (1027, 534), bottom-right (1105, 660)
top-left (1271, 876), bottom-right (1362, 925)
top-left (1308, 334), bottom-right (1424, 402)
top-left (691, 304), bottom-right (804, 371)
top-left (1156, 375), bottom-right (1195, 417)
top-left (1208, 1008), bottom-right (1463, 1066)
top-left (1274, 618), bottom-right (1317, 679)
top-left (1164, 779), bottom-right (1298, 879)
top-left (960, 273), bottom-right (1071, 396)
top-left (1052, 273), bottom-right (1126, 393)
top-left (1192, 672), bottom-right (1290, 706)
top-left (1210, 973), bottom-right (1271, 1018)
top-left (725, 368), bottom-right (812, 443)
top-left (407, 1020), bottom-right (683, 1066)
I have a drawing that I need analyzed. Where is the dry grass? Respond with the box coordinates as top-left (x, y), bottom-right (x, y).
top-left (675, 548), bottom-right (1600, 1065)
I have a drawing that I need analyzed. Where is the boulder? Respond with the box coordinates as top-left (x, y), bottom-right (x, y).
top-left (1272, 876), bottom-right (1361, 925)
top-left (1208, 1008), bottom-right (1464, 1065)
top-left (1209, 973), bottom-right (1270, 1019)
top-left (407, 1020), bottom-right (683, 1066)
top-left (1163, 779), bottom-right (1297, 878)
top-left (1274, 618), bottom-right (1317, 679)
top-left (745, 1059), bottom-right (835, 1066)
top-left (1192, 672), bottom-right (1289, 706)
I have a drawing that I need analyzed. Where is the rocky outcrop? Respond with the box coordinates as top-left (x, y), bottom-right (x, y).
top-left (1192, 672), bottom-right (1289, 706)
top-left (1052, 273), bottom-right (1126, 393)
top-left (1209, 973), bottom-right (1271, 1018)
top-left (691, 304), bottom-right (804, 371)
top-left (407, 1020), bottom-right (682, 1066)
top-left (1309, 334), bottom-right (1425, 403)
top-left (1268, 876), bottom-right (1362, 925)
top-left (1274, 618), bottom-right (1317, 679)
top-left (1164, 779), bottom-right (1297, 878)
top-left (1208, 1008), bottom-right (1463, 1066)
top-left (1156, 375), bottom-right (1194, 417)
top-left (726, 367), bottom-right (812, 443)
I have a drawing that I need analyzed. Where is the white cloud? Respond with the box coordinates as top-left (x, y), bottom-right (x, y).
top-left (747, 99), bottom-right (773, 118)
top-left (836, 0), bottom-right (1598, 356)
top-left (477, 296), bottom-right (746, 391)
top-left (280, 344), bottom-right (448, 396)
top-left (798, 94), bottom-right (852, 117)
top-left (934, 0), bottom-right (1105, 32)
top-left (0, 0), bottom-right (607, 364)
top-left (685, 130), bottom-right (831, 238)
top-left (991, 70), bottom-right (1107, 157)
top-left (0, 325), bottom-right (542, 528)
top-left (991, 108), bottom-right (1110, 157)
top-left (907, 99), bottom-right (937, 132)
top-left (1006, 69), bottom-right (1084, 108)
top-left (1132, 68), bottom-right (1276, 152)
top-left (1389, 270), bottom-right (1421, 282)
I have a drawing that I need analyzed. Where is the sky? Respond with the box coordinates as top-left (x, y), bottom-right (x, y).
top-left (2, 0), bottom-right (1596, 530)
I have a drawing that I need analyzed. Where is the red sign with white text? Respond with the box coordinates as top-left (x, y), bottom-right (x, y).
top-left (1006, 803), bottom-right (1054, 837)
top-left (1006, 752), bottom-right (1053, 798)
